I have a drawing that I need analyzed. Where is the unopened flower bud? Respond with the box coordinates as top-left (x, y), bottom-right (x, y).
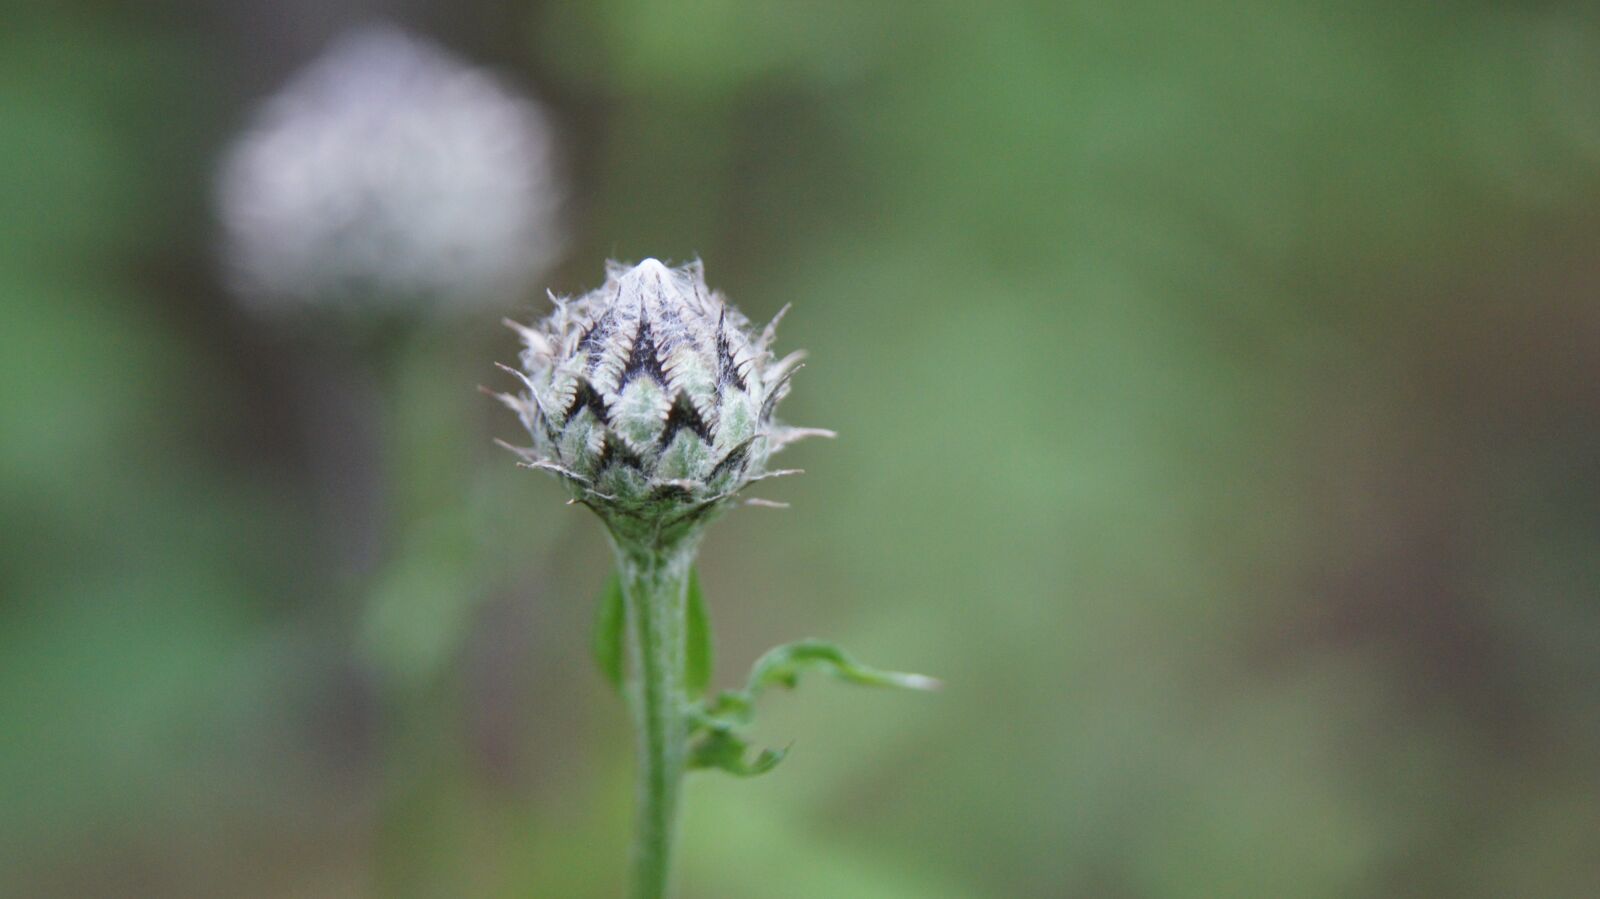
top-left (495, 259), bottom-right (831, 543)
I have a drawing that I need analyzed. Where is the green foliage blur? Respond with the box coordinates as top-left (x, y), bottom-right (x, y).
top-left (4, 0), bottom-right (1600, 896)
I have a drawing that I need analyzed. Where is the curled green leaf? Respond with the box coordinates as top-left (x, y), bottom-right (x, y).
top-left (684, 640), bottom-right (935, 779)
top-left (746, 639), bottom-right (941, 698)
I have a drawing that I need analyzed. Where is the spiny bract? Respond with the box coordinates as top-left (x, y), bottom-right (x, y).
top-left (495, 259), bottom-right (831, 537)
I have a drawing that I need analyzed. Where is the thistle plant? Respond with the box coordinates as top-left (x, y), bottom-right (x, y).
top-left (494, 258), bottom-right (936, 898)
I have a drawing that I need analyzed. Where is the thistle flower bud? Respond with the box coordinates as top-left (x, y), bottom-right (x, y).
top-left (216, 23), bottom-right (562, 318)
top-left (495, 259), bottom-right (831, 543)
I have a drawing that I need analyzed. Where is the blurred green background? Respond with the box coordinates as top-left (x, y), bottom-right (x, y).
top-left (5, 0), bottom-right (1600, 896)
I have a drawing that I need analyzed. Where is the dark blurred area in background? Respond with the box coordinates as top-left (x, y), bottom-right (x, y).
top-left (3, 1), bottom-right (1598, 896)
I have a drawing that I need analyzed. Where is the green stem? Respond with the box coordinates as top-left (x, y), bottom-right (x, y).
top-left (613, 538), bottom-right (697, 899)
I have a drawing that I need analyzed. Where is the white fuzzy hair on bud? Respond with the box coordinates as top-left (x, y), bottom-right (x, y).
top-left (496, 259), bottom-right (832, 544)
top-left (216, 23), bottom-right (562, 316)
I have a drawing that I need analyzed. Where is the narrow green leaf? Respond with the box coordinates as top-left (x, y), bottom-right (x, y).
top-left (592, 572), bottom-right (625, 691)
top-left (683, 640), bottom-right (934, 778)
top-left (747, 639), bottom-right (941, 698)
top-left (684, 566), bottom-right (714, 697)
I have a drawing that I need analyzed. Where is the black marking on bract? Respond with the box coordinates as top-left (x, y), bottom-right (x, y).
top-left (596, 434), bottom-right (645, 472)
top-left (663, 495), bottom-right (728, 530)
top-left (654, 302), bottom-right (687, 351)
top-left (759, 383), bottom-right (783, 422)
top-left (564, 378), bottom-right (611, 425)
top-left (649, 482), bottom-right (694, 503)
top-left (578, 309), bottom-right (619, 373)
top-left (716, 308), bottom-right (748, 391)
top-left (709, 437), bottom-right (755, 482)
top-left (758, 362), bottom-right (801, 423)
top-left (659, 391), bottom-right (714, 447)
top-left (619, 318), bottom-right (666, 388)
top-left (658, 353), bottom-right (686, 390)
top-left (538, 410), bottom-right (562, 444)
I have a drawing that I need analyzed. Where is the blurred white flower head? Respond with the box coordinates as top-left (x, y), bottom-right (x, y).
top-left (217, 23), bottom-right (562, 318)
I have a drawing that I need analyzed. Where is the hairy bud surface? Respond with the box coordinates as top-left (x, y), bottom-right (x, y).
top-left (497, 259), bottom-right (828, 543)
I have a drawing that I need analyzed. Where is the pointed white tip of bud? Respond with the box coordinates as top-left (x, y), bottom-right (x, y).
top-left (610, 258), bottom-right (674, 295)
